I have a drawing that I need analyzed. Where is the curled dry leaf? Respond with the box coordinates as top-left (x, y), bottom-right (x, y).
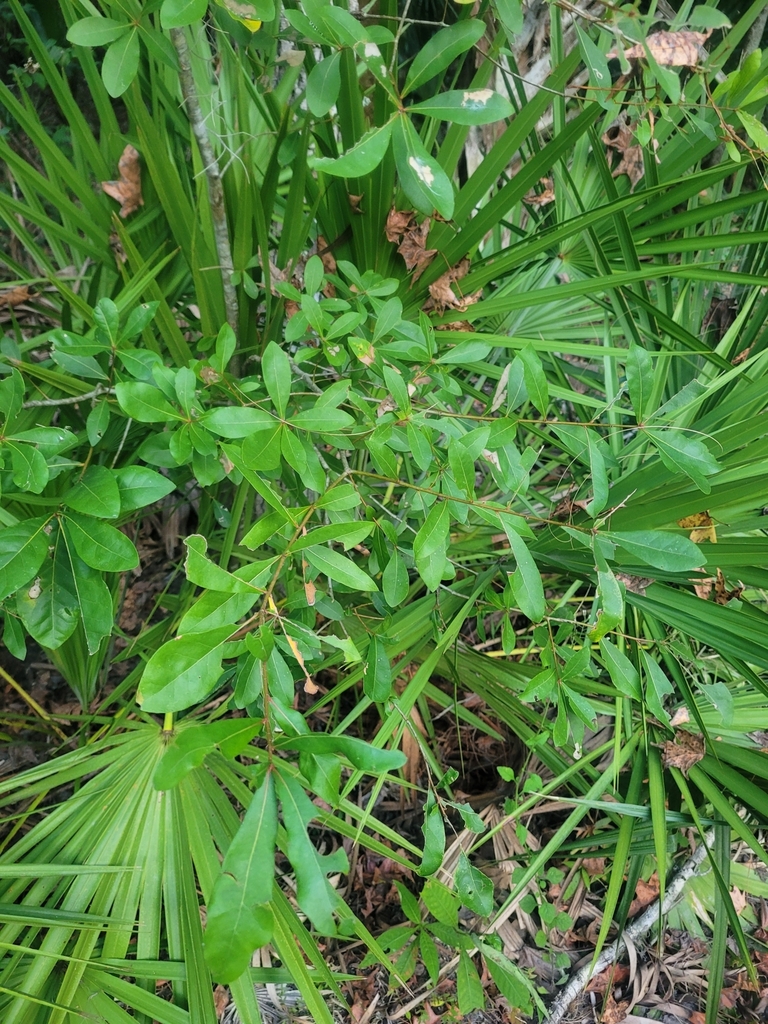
top-left (0, 285), bottom-right (33, 308)
top-left (661, 730), bottom-right (705, 774)
top-left (714, 567), bottom-right (743, 605)
top-left (600, 994), bottom-right (630, 1024)
top-left (618, 30), bottom-right (712, 68)
top-left (524, 177), bottom-right (555, 207)
top-left (425, 257), bottom-right (481, 315)
top-left (628, 875), bottom-right (659, 916)
top-left (101, 144), bottom-right (143, 218)
top-left (678, 510), bottom-right (717, 544)
top-left (586, 962), bottom-right (630, 994)
top-left (397, 218), bottom-right (437, 279)
top-left (385, 208), bottom-right (416, 243)
top-left (603, 119), bottom-right (646, 187)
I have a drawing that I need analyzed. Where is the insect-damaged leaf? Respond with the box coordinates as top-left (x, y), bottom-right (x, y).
top-left (205, 773), bottom-right (277, 983)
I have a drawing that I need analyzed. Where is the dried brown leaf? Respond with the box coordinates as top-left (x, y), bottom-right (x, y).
top-left (677, 510), bottom-right (717, 544)
top-left (661, 731), bottom-right (705, 775)
top-left (714, 567), bottom-right (743, 605)
top-left (719, 985), bottom-right (740, 1008)
top-left (0, 285), bottom-right (33, 308)
top-left (621, 30), bottom-right (712, 68)
top-left (397, 217), bottom-right (437, 278)
top-left (101, 144), bottom-right (143, 218)
top-left (615, 572), bottom-right (655, 595)
top-left (524, 177), bottom-right (555, 207)
top-left (693, 576), bottom-right (714, 600)
top-left (385, 208), bottom-right (416, 243)
top-left (600, 994), bottom-right (630, 1023)
top-left (586, 963), bottom-right (630, 994)
top-left (426, 258), bottom-right (481, 315)
top-left (628, 876), bottom-right (659, 917)
top-left (731, 886), bottom-right (748, 915)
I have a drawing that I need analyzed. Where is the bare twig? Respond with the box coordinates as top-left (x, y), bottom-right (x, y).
top-left (546, 829), bottom-right (716, 1023)
top-left (170, 26), bottom-right (239, 363)
top-left (23, 386), bottom-right (115, 408)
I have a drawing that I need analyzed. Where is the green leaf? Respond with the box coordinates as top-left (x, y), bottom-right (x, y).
top-left (202, 406), bottom-right (275, 437)
top-left (275, 772), bottom-right (346, 936)
top-left (114, 382), bottom-right (181, 423)
top-left (86, 400), bottom-right (110, 446)
top-left (0, 518), bottom-right (50, 600)
top-left (6, 441), bottom-right (48, 494)
top-left (403, 19), bottom-right (486, 96)
top-left (585, 432), bottom-right (608, 518)
top-left (393, 115), bottom-right (454, 220)
top-left (241, 423), bottom-right (283, 472)
top-left (419, 792), bottom-right (445, 876)
top-left (737, 110), bottom-right (768, 153)
top-left (63, 514), bottom-right (139, 572)
top-left (64, 465), bottom-right (121, 519)
top-left (518, 344), bottom-right (548, 412)
top-left (457, 951), bottom-right (484, 1015)
top-left (18, 534), bottom-right (80, 650)
top-left (304, 545), bottom-right (377, 592)
top-left (315, 121), bottom-right (393, 177)
top-left (154, 721), bottom-right (261, 790)
top-left (455, 852), bottom-right (493, 916)
top-left (413, 501), bottom-right (450, 562)
top-left (448, 437), bottom-right (476, 498)
top-left (275, 734), bottom-right (406, 773)
top-left (575, 26), bottom-right (612, 106)
top-left (645, 428), bottom-right (720, 492)
top-left (306, 51), bottom-right (342, 117)
top-left (495, 0), bottom-right (523, 35)
top-left (66, 16), bottom-right (128, 46)
top-left (599, 638), bottom-right (640, 699)
top-left (363, 635), bottom-right (392, 702)
top-left (102, 29), bottom-right (140, 98)
top-left (185, 534), bottom-right (255, 593)
top-left (114, 466), bottom-right (175, 511)
top-left (382, 550), bottom-right (409, 606)
top-left (507, 531), bottom-right (545, 622)
top-left (161, 0), bottom-right (208, 29)
top-left (640, 651), bottom-right (674, 726)
top-left (587, 568), bottom-right (623, 642)
top-left (60, 531), bottom-right (114, 656)
top-left (291, 521), bottom-right (373, 553)
top-left (408, 88), bottom-right (514, 125)
top-left (262, 342), bottom-right (292, 418)
top-left (606, 530), bottom-right (705, 572)
top-left (422, 878), bottom-right (459, 926)
top-left (206, 773), bottom-right (277, 983)
top-left (688, 5), bottom-right (731, 29)
top-left (288, 408), bottom-right (354, 432)
top-left (626, 343), bottom-right (653, 421)
top-left (139, 627), bottom-right (233, 712)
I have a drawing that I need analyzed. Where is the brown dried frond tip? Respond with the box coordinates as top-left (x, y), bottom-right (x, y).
top-left (101, 144), bottom-right (144, 218)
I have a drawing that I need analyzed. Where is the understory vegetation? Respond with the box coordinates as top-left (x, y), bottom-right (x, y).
top-left (2, 0), bottom-right (768, 1021)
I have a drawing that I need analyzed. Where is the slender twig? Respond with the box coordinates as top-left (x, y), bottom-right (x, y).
top-left (170, 27), bottom-right (239, 361)
top-left (546, 829), bottom-right (716, 1024)
top-left (22, 386), bottom-right (115, 408)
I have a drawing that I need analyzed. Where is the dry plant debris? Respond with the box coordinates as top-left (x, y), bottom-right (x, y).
top-left (602, 119), bottom-right (646, 187)
top-left (523, 177), bottom-right (555, 207)
top-left (386, 209), bottom-right (438, 279)
top-left (425, 257), bottom-right (482, 316)
top-left (677, 510), bottom-right (717, 544)
top-left (101, 144), bottom-right (144, 218)
top-left (0, 285), bottom-right (33, 308)
top-left (617, 30), bottom-right (712, 67)
top-left (660, 730), bottom-right (705, 774)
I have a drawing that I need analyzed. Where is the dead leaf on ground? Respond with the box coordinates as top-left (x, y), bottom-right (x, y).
top-left (678, 510), bottom-right (717, 544)
top-left (582, 857), bottom-right (607, 876)
top-left (586, 963), bottom-right (631, 994)
top-left (600, 993), bottom-right (630, 1023)
top-left (731, 887), bottom-right (748, 915)
top-left (688, 1012), bottom-right (706, 1024)
top-left (0, 285), bottom-right (33, 308)
top-left (693, 575), bottom-right (715, 601)
top-left (619, 30), bottom-right (712, 68)
top-left (628, 875), bottom-right (660, 917)
top-left (101, 144), bottom-right (143, 218)
top-left (661, 731), bottom-right (705, 774)
top-left (719, 985), bottom-right (740, 1008)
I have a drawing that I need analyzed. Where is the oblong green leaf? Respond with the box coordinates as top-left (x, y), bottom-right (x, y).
top-left (0, 518), bottom-right (50, 601)
top-left (115, 382), bottom-right (180, 423)
top-left (201, 406), bottom-right (275, 437)
top-left (66, 16), bottom-right (128, 46)
top-left (408, 89), bottom-right (514, 125)
top-left (102, 29), bottom-right (140, 98)
top-left (607, 530), bottom-right (705, 572)
top-left (314, 120), bottom-right (393, 178)
top-left (275, 734), bottom-right (406, 772)
top-left (363, 635), bottom-right (392, 702)
top-left (306, 51), bottom-right (342, 117)
top-left (393, 115), bottom-right (454, 220)
top-left (161, 0), bottom-right (208, 29)
top-left (304, 545), bottom-right (377, 592)
top-left (63, 514), bottom-right (139, 572)
top-left (139, 627), bottom-right (233, 712)
top-left (65, 465), bottom-right (121, 519)
top-left (403, 19), bottom-right (486, 96)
